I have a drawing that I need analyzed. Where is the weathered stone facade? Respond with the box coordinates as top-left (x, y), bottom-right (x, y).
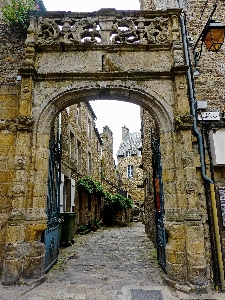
top-left (1, 0), bottom-right (225, 292)
top-left (140, 109), bottom-right (156, 241)
top-left (57, 103), bottom-right (103, 227)
top-left (117, 126), bottom-right (144, 205)
top-left (100, 125), bottom-right (118, 194)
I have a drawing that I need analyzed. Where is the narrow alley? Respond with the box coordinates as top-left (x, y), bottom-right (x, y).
top-left (1, 222), bottom-right (223, 300)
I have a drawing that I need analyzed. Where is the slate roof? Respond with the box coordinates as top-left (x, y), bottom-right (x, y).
top-left (117, 132), bottom-right (142, 157)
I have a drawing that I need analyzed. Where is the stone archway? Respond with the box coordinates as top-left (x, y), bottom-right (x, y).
top-left (1, 7), bottom-right (213, 291)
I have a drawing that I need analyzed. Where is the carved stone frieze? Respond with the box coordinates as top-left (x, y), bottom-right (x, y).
top-left (5, 117), bottom-right (34, 132)
top-left (174, 114), bottom-right (193, 130)
top-left (33, 13), bottom-right (170, 46)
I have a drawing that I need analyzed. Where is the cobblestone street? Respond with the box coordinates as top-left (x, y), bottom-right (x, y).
top-left (0, 222), bottom-right (224, 300)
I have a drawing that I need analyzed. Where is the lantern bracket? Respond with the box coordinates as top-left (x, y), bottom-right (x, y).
top-left (192, 4), bottom-right (224, 70)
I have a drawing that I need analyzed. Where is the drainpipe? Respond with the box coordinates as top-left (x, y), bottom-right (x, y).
top-left (178, 0), bottom-right (225, 291)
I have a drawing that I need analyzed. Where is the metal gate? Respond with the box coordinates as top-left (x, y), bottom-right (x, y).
top-left (43, 139), bottom-right (62, 272)
top-left (152, 135), bottom-right (167, 271)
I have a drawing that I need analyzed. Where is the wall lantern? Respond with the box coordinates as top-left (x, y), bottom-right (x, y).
top-left (193, 4), bottom-right (225, 68)
top-left (202, 20), bottom-right (225, 52)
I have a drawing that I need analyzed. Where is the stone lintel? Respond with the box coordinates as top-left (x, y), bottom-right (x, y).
top-left (34, 71), bottom-right (180, 82)
top-left (35, 43), bottom-right (172, 53)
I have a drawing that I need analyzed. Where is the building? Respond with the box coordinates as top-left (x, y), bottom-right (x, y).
top-left (117, 126), bottom-right (144, 207)
top-left (1, 0), bottom-right (225, 291)
top-left (100, 125), bottom-right (118, 194)
top-left (56, 102), bottom-right (103, 228)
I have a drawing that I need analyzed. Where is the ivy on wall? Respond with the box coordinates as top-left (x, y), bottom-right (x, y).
top-left (77, 176), bottom-right (133, 211)
top-left (77, 176), bottom-right (105, 196)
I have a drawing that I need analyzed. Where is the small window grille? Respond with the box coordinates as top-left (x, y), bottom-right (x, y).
top-left (127, 165), bottom-right (133, 178)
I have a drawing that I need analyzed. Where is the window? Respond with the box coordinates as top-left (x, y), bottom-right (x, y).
top-left (76, 106), bottom-right (81, 127)
top-left (127, 165), bottom-right (133, 178)
top-left (87, 118), bottom-right (92, 139)
top-left (69, 131), bottom-right (75, 159)
top-left (77, 140), bottom-right (82, 170)
top-left (126, 151), bottom-right (131, 157)
top-left (87, 151), bottom-right (92, 174)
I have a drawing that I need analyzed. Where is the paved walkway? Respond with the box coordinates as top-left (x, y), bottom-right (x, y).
top-left (0, 222), bottom-right (224, 300)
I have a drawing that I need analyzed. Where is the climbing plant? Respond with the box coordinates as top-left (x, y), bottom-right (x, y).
top-left (77, 176), bottom-right (105, 196)
top-left (2, 0), bottom-right (36, 29)
top-left (77, 176), bottom-right (133, 225)
top-left (103, 192), bottom-right (133, 225)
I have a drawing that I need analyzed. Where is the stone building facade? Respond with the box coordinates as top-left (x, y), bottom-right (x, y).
top-left (57, 102), bottom-right (103, 226)
top-left (1, 0), bottom-right (225, 292)
top-left (100, 125), bottom-right (118, 194)
top-left (140, 109), bottom-right (156, 240)
top-left (139, 0), bottom-right (225, 291)
top-left (117, 126), bottom-right (144, 206)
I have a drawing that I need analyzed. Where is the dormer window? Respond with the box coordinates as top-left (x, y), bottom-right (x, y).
top-left (126, 151), bottom-right (131, 157)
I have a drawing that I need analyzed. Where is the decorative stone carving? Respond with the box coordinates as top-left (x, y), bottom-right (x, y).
top-left (217, 62), bottom-right (225, 75)
top-left (26, 208), bottom-right (47, 221)
top-left (5, 117), bottom-right (34, 132)
top-left (33, 12), bottom-right (170, 46)
top-left (185, 181), bottom-right (196, 194)
top-left (178, 82), bottom-right (185, 89)
top-left (173, 49), bottom-right (184, 66)
top-left (174, 114), bottom-right (193, 130)
top-left (15, 157), bottom-right (27, 170)
top-left (181, 152), bottom-right (193, 167)
top-left (13, 184), bottom-right (26, 196)
top-left (23, 85), bottom-right (30, 93)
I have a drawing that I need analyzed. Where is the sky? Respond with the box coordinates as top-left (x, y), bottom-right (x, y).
top-left (43, 0), bottom-right (140, 12)
top-left (43, 0), bottom-right (141, 162)
top-left (90, 100), bottom-right (141, 161)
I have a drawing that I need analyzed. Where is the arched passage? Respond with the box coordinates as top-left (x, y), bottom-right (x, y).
top-left (33, 85), bottom-right (172, 273)
top-left (1, 7), bottom-right (213, 291)
top-left (34, 85), bottom-right (173, 136)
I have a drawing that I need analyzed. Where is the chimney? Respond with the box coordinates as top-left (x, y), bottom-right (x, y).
top-left (122, 126), bottom-right (129, 141)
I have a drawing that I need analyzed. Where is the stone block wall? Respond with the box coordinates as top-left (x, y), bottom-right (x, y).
top-left (100, 125), bottom-right (118, 195)
top-left (78, 192), bottom-right (101, 225)
top-left (58, 103), bottom-right (103, 227)
top-left (117, 154), bottom-right (144, 202)
top-left (0, 24), bottom-right (26, 85)
top-left (140, 109), bottom-right (156, 242)
top-left (183, 0), bottom-right (225, 282)
top-left (0, 85), bottom-right (20, 280)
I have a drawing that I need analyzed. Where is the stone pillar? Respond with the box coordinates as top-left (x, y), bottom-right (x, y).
top-left (159, 11), bottom-right (209, 288)
top-left (2, 78), bottom-right (47, 285)
top-left (0, 85), bottom-right (19, 282)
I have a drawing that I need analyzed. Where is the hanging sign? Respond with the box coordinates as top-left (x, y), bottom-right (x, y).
top-left (218, 187), bottom-right (225, 226)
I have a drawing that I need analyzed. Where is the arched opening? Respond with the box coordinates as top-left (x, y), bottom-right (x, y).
top-left (33, 86), bottom-right (174, 273)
